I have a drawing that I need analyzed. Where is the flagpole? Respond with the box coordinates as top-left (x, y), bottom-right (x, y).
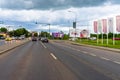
top-left (107, 19), bottom-right (109, 45)
top-left (113, 32), bottom-right (115, 45)
top-left (102, 20), bottom-right (103, 44)
top-left (97, 32), bottom-right (99, 44)
top-left (102, 32), bottom-right (103, 44)
top-left (107, 30), bottom-right (109, 45)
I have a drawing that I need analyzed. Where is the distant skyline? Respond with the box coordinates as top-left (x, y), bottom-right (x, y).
top-left (0, 0), bottom-right (120, 33)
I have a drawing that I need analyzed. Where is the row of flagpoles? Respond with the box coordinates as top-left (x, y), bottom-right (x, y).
top-left (93, 15), bottom-right (120, 45)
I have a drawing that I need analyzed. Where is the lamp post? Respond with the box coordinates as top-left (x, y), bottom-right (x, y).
top-left (35, 22), bottom-right (51, 38)
top-left (47, 23), bottom-right (50, 38)
top-left (68, 11), bottom-right (77, 40)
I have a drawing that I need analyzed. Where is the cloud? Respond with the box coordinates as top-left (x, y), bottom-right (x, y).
top-left (1, 0), bottom-right (120, 33)
top-left (0, 0), bottom-right (109, 10)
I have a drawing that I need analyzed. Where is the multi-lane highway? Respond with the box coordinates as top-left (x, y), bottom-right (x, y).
top-left (0, 40), bottom-right (120, 80)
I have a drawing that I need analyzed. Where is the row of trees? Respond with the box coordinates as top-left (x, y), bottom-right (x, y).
top-left (0, 27), bottom-right (30, 37)
top-left (39, 31), bottom-right (69, 40)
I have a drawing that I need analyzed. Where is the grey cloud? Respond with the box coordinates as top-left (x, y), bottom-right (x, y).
top-left (0, 0), bottom-right (118, 10)
top-left (109, 0), bottom-right (120, 4)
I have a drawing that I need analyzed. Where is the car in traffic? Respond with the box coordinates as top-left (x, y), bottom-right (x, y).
top-left (41, 37), bottom-right (49, 43)
top-left (5, 37), bottom-right (12, 41)
top-left (32, 37), bottom-right (37, 41)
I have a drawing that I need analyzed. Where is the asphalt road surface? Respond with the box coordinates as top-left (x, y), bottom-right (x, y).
top-left (0, 40), bottom-right (120, 80)
top-left (0, 40), bottom-right (5, 46)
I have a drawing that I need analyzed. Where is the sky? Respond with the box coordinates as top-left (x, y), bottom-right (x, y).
top-left (0, 0), bottom-right (120, 33)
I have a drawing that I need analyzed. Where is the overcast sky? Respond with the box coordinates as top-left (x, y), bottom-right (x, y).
top-left (0, 0), bottom-right (120, 33)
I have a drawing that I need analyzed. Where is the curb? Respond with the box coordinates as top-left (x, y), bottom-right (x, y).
top-left (0, 40), bottom-right (30, 55)
top-left (67, 41), bottom-right (120, 53)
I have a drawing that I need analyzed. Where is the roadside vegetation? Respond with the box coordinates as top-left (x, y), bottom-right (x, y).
top-left (75, 33), bottom-right (120, 49)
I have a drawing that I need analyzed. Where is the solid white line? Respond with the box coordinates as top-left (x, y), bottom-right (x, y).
top-left (50, 53), bottom-right (57, 60)
top-left (89, 53), bottom-right (97, 57)
top-left (100, 57), bottom-right (110, 61)
top-left (40, 42), bottom-right (47, 48)
top-left (113, 61), bottom-right (120, 64)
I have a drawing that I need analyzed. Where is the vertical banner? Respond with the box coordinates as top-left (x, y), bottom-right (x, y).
top-left (108, 18), bottom-right (114, 33)
top-left (98, 20), bottom-right (103, 44)
top-left (102, 19), bottom-right (108, 45)
top-left (102, 19), bottom-right (107, 33)
top-left (116, 15), bottom-right (120, 32)
top-left (93, 21), bottom-right (98, 33)
top-left (108, 17), bottom-right (115, 45)
top-left (93, 21), bottom-right (98, 44)
top-left (98, 20), bottom-right (102, 33)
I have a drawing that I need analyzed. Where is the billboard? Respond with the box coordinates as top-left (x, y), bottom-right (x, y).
top-left (70, 29), bottom-right (89, 38)
top-left (80, 29), bottom-right (89, 38)
top-left (52, 32), bottom-right (64, 38)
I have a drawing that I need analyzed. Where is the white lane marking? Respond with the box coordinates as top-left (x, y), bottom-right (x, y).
top-left (89, 53), bottom-right (97, 57)
top-left (100, 57), bottom-right (110, 61)
top-left (40, 42), bottom-right (47, 48)
top-left (113, 61), bottom-right (120, 64)
top-left (81, 51), bottom-right (88, 54)
top-left (50, 53), bottom-right (57, 60)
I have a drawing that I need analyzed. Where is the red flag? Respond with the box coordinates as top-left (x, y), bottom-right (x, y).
top-left (116, 15), bottom-right (120, 32)
top-left (93, 21), bottom-right (98, 33)
top-left (102, 19), bottom-right (107, 33)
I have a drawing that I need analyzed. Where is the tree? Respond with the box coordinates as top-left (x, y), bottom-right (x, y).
top-left (40, 31), bottom-right (49, 37)
top-left (0, 27), bottom-right (7, 33)
top-left (14, 28), bottom-right (29, 37)
top-left (63, 34), bottom-right (69, 40)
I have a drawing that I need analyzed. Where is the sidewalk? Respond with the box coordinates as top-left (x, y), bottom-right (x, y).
top-left (0, 39), bottom-right (30, 54)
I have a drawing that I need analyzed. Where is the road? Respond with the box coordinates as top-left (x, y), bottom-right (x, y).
top-left (0, 40), bottom-right (120, 80)
top-left (0, 40), bottom-right (5, 46)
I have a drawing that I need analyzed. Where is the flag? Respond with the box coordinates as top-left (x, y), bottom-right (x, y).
top-left (116, 15), bottom-right (120, 32)
top-left (102, 19), bottom-right (107, 33)
top-left (98, 20), bottom-right (102, 33)
top-left (93, 21), bottom-right (98, 33)
top-left (108, 17), bottom-right (114, 33)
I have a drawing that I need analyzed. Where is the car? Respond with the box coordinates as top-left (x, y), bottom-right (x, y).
top-left (32, 37), bottom-right (37, 41)
top-left (41, 37), bottom-right (49, 43)
top-left (5, 37), bottom-right (12, 41)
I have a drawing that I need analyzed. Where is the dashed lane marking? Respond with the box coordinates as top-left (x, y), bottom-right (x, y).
top-left (89, 53), bottom-right (97, 57)
top-left (113, 61), bottom-right (120, 65)
top-left (40, 42), bottom-right (47, 48)
top-left (50, 53), bottom-right (57, 60)
top-left (100, 57), bottom-right (110, 61)
top-left (81, 51), bottom-right (88, 54)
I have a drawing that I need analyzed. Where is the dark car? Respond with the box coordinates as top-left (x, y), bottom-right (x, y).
top-left (32, 37), bottom-right (37, 41)
top-left (41, 37), bottom-right (48, 43)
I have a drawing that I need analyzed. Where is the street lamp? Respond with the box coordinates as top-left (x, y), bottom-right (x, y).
top-left (35, 22), bottom-right (51, 38)
top-left (68, 11), bottom-right (77, 40)
top-left (68, 11), bottom-right (77, 22)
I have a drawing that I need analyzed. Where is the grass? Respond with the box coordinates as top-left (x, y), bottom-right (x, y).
top-left (75, 39), bottom-right (120, 49)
